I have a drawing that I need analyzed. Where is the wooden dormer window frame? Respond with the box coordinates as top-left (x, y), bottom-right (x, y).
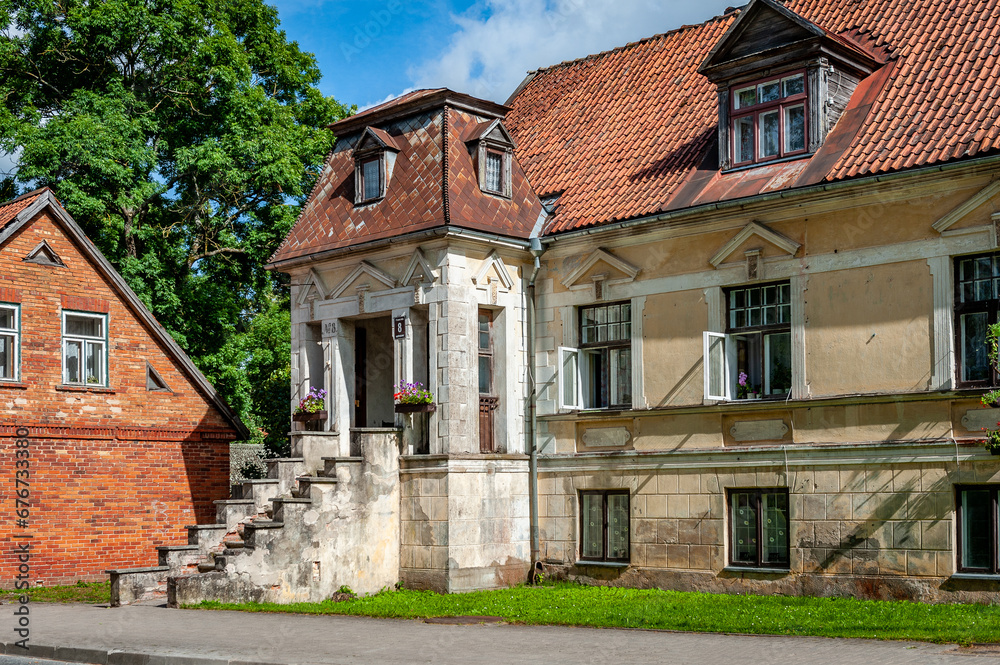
top-left (477, 141), bottom-right (512, 198)
top-left (354, 151), bottom-right (386, 204)
top-left (730, 70), bottom-right (808, 167)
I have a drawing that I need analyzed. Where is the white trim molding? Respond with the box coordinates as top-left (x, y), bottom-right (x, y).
top-left (932, 179), bottom-right (1000, 233)
top-left (927, 256), bottom-right (955, 390)
top-left (472, 250), bottom-right (514, 290)
top-left (329, 260), bottom-right (397, 299)
top-left (709, 221), bottom-right (801, 268)
top-left (561, 248), bottom-right (640, 288)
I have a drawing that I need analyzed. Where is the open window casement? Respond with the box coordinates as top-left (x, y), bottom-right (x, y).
top-left (703, 331), bottom-right (735, 401)
top-left (558, 346), bottom-right (583, 410)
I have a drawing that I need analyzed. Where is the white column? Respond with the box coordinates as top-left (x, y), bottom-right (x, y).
top-left (928, 256), bottom-right (955, 391)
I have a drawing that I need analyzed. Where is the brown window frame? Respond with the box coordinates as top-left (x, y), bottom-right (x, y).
top-left (579, 489), bottom-right (630, 563)
top-left (478, 309), bottom-right (494, 397)
top-left (955, 485), bottom-right (1000, 575)
top-left (727, 488), bottom-right (790, 569)
top-left (356, 154), bottom-right (385, 204)
top-left (954, 252), bottom-right (1000, 389)
top-left (477, 142), bottom-right (512, 198)
top-left (730, 70), bottom-right (809, 167)
top-left (724, 281), bottom-right (792, 400)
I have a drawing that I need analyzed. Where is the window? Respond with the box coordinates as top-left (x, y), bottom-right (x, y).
top-left (704, 282), bottom-right (792, 401)
top-left (956, 252), bottom-right (999, 387)
top-left (358, 155), bottom-right (383, 203)
top-left (559, 302), bottom-right (632, 410)
top-left (477, 145), bottom-right (511, 197)
top-left (956, 486), bottom-right (1000, 574)
top-left (579, 490), bottom-right (630, 563)
top-left (728, 488), bottom-right (789, 568)
top-left (478, 309), bottom-right (498, 453)
top-left (63, 311), bottom-right (107, 386)
top-left (731, 72), bottom-right (807, 166)
top-left (0, 303), bottom-right (19, 382)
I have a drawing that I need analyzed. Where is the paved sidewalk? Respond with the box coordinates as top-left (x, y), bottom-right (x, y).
top-left (2, 602), bottom-right (999, 665)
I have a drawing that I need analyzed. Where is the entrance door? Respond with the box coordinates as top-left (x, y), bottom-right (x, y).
top-left (354, 326), bottom-right (367, 427)
top-left (478, 309), bottom-right (498, 453)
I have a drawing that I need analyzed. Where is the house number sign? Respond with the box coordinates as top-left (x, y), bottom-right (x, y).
top-left (393, 316), bottom-right (406, 339)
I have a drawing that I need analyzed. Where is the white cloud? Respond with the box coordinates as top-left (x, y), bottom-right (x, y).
top-left (408, 0), bottom-right (738, 103)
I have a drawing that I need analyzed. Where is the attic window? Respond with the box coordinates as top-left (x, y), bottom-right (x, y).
top-left (360, 156), bottom-right (383, 202)
top-left (353, 127), bottom-right (400, 205)
top-left (146, 362), bottom-right (172, 392)
top-left (731, 72), bottom-right (807, 166)
top-left (479, 146), bottom-right (511, 197)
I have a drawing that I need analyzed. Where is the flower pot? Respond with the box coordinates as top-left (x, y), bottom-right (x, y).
top-left (990, 447), bottom-right (1000, 456)
top-left (292, 410), bottom-right (328, 422)
top-left (395, 403), bottom-right (436, 414)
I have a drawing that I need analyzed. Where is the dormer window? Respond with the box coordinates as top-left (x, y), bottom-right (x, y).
top-left (731, 72), bottom-right (807, 166)
top-left (353, 126), bottom-right (402, 205)
top-left (484, 150), bottom-right (505, 194)
top-left (465, 118), bottom-right (515, 198)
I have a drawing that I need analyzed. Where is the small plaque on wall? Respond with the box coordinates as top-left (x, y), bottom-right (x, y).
top-left (393, 316), bottom-right (406, 339)
top-left (581, 427), bottom-right (631, 448)
top-left (729, 419), bottom-right (789, 443)
top-left (962, 408), bottom-right (1000, 433)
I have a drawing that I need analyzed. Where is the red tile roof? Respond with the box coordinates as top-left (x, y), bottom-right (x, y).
top-left (505, 0), bottom-right (1000, 234)
top-left (0, 188), bottom-right (46, 228)
top-left (269, 100), bottom-right (542, 265)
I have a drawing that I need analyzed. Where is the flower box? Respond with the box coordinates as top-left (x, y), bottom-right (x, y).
top-left (292, 410), bottom-right (328, 422)
top-left (394, 403), bottom-right (436, 414)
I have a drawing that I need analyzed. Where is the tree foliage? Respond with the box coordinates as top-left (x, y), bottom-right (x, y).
top-left (0, 0), bottom-right (350, 450)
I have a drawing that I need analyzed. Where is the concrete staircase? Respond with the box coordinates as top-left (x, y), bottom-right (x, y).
top-left (108, 429), bottom-right (401, 607)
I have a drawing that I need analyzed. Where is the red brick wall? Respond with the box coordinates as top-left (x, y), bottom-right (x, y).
top-left (1, 209), bottom-right (238, 585)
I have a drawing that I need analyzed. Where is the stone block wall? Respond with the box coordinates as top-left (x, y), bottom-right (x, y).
top-left (399, 465), bottom-right (449, 592)
top-left (536, 445), bottom-right (1000, 602)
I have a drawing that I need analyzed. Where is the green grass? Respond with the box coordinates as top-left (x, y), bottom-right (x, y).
top-left (0, 580), bottom-right (110, 604)
top-left (191, 582), bottom-right (1000, 645)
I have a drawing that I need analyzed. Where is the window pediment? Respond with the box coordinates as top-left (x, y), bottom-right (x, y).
top-left (353, 127), bottom-right (402, 205)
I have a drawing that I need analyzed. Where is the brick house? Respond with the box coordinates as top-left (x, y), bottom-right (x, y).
top-left (116, 0), bottom-right (1000, 604)
top-left (1, 188), bottom-right (248, 586)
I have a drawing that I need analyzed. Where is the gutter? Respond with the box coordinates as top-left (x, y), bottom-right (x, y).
top-left (542, 152), bottom-right (1000, 246)
top-left (526, 237), bottom-right (544, 580)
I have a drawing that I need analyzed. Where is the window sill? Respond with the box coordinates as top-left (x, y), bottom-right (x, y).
top-left (574, 560), bottom-right (629, 568)
top-left (950, 573), bottom-right (1000, 581)
top-left (0, 381), bottom-right (28, 390)
top-left (722, 152), bottom-right (812, 174)
top-left (55, 384), bottom-right (115, 394)
top-left (722, 566), bottom-right (790, 575)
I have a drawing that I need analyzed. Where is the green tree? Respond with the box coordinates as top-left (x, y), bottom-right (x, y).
top-left (0, 0), bottom-right (350, 449)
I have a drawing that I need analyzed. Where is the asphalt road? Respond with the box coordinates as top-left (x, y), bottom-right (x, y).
top-left (2, 602), bottom-right (1000, 665)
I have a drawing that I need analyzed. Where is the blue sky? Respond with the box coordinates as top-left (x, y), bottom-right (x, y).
top-left (271, 0), bottom-right (740, 109)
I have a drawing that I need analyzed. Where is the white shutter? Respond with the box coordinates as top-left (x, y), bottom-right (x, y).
top-left (558, 346), bottom-right (582, 410)
top-left (703, 331), bottom-right (732, 401)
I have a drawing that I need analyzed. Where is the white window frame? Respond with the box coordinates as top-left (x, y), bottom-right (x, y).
top-left (0, 303), bottom-right (20, 382)
top-left (558, 346), bottom-right (582, 410)
top-left (703, 331), bottom-right (735, 402)
top-left (62, 310), bottom-right (108, 387)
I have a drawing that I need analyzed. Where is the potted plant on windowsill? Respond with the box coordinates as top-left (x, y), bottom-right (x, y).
top-left (394, 382), bottom-right (436, 413)
top-left (978, 323), bottom-right (1000, 453)
top-left (292, 386), bottom-right (328, 422)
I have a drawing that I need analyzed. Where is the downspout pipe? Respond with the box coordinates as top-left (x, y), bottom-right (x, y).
top-left (527, 237), bottom-right (544, 579)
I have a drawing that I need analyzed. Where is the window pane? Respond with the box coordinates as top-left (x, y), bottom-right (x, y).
top-left (65, 340), bottom-right (81, 383)
top-left (962, 489), bottom-right (992, 570)
top-left (961, 312), bottom-right (990, 382)
top-left (485, 151), bottom-right (503, 192)
top-left (731, 492), bottom-right (757, 563)
top-left (735, 116), bottom-right (755, 163)
top-left (736, 87), bottom-right (756, 109)
top-left (760, 111), bottom-right (780, 158)
top-left (782, 74), bottom-right (805, 97)
top-left (478, 355), bottom-right (492, 394)
top-left (0, 308), bottom-right (14, 330)
top-left (759, 81), bottom-right (780, 103)
top-left (607, 494), bottom-right (630, 560)
top-left (561, 349), bottom-right (578, 408)
top-left (362, 159), bottom-right (380, 200)
top-left (66, 314), bottom-right (102, 338)
top-left (765, 332), bottom-right (792, 395)
top-left (85, 341), bottom-right (103, 385)
top-left (581, 494), bottom-right (604, 559)
top-left (784, 105), bottom-right (806, 152)
top-left (611, 347), bottom-right (632, 407)
top-left (0, 334), bottom-right (12, 379)
top-left (478, 313), bottom-right (490, 350)
top-left (762, 492), bottom-right (789, 565)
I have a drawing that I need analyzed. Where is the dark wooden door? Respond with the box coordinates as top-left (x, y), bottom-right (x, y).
top-left (354, 326), bottom-right (367, 428)
top-left (479, 396), bottom-right (499, 453)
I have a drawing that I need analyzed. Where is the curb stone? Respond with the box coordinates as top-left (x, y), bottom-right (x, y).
top-left (0, 643), bottom-right (275, 665)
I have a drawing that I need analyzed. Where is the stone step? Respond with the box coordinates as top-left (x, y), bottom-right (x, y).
top-left (186, 524), bottom-right (230, 554)
top-left (242, 520), bottom-right (284, 549)
top-left (321, 456), bottom-right (362, 479)
top-left (267, 457), bottom-right (308, 496)
top-left (214, 499), bottom-right (256, 528)
top-left (107, 566), bottom-right (170, 607)
top-left (223, 540), bottom-right (246, 550)
top-left (271, 497), bottom-right (313, 523)
top-left (156, 545), bottom-right (201, 572)
top-left (292, 476), bottom-right (339, 499)
top-left (240, 479), bottom-right (280, 514)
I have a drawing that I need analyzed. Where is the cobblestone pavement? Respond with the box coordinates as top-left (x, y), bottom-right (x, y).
top-left (2, 602), bottom-right (999, 665)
